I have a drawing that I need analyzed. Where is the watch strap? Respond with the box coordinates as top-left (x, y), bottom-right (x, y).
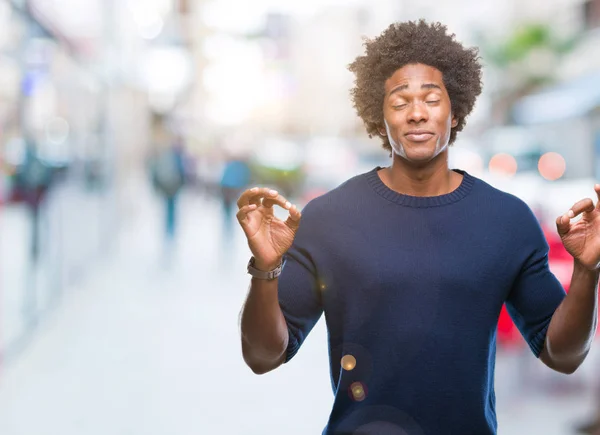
top-left (247, 257), bottom-right (286, 280)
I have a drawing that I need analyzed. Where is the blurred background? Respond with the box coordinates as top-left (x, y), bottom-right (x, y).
top-left (0, 0), bottom-right (600, 434)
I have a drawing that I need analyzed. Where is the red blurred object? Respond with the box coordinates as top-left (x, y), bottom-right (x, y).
top-left (301, 188), bottom-right (327, 204)
top-left (496, 224), bottom-right (573, 347)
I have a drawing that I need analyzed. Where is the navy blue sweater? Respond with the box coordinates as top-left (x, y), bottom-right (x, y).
top-left (277, 167), bottom-right (566, 435)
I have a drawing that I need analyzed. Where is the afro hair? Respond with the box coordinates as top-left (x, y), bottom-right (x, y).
top-left (348, 20), bottom-right (483, 153)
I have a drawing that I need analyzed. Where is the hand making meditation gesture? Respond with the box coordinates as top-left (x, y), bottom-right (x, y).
top-left (557, 184), bottom-right (600, 271)
top-left (236, 187), bottom-right (302, 272)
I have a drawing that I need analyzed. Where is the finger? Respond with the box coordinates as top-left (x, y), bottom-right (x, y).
top-left (237, 187), bottom-right (258, 208)
top-left (595, 184), bottom-right (600, 208)
top-left (237, 187), bottom-right (278, 209)
top-left (236, 204), bottom-right (258, 224)
top-left (262, 193), bottom-right (290, 209)
top-left (570, 198), bottom-right (595, 218)
top-left (249, 188), bottom-right (276, 207)
top-left (285, 204), bottom-right (302, 230)
top-left (249, 194), bottom-right (262, 207)
top-left (556, 212), bottom-right (571, 236)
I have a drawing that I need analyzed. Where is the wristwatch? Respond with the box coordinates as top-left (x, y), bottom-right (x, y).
top-left (247, 256), bottom-right (286, 280)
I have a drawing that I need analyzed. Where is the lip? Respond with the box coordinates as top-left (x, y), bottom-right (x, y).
top-left (405, 130), bottom-right (434, 142)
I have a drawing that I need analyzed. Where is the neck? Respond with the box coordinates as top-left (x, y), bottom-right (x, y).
top-left (383, 150), bottom-right (460, 197)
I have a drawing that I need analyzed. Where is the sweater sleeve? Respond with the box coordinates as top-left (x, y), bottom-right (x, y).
top-left (505, 207), bottom-right (567, 357)
top-left (278, 201), bottom-right (324, 363)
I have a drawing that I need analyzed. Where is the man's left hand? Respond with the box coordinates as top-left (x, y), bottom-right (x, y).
top-left (557, 184), bottom-right (600, 271)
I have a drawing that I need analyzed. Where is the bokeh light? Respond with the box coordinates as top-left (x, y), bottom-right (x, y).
top-left (349, 382), bottom-right (367, 402)
top-left (341, 354), bottom-right (356, 371)
top-left (538, 152), bottom-right (566, 181)
top-left (488, 153), bottom-right (518, 177)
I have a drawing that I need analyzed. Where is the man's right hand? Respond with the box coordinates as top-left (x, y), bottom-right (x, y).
top-left (236, 187), bottom-right (302, 271)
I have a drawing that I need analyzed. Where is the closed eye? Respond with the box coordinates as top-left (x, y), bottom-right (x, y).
top-left (426, 100), bottom-right (440, 104)
top-left (392, 104), bottom-right (408, 110)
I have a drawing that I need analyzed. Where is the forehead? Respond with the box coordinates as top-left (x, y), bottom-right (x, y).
top-left (384, 63), bottom-right (445, 92)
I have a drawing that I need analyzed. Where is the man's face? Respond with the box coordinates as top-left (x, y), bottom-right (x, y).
top-left (381, 63), bottom-right (457, 164)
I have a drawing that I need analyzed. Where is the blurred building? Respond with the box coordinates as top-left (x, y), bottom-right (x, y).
top-left (0, 0), bottom-right (196, 361)
top-left (507, 0), bottom-right (600, 180)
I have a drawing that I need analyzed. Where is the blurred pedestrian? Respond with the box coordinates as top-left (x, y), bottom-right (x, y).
top-left (219, 154), bottom-right (250, 234)
top-left (13, 139), bottom-right (53, 261)
top-left (150, 135), bottom-right (186, 247)
top-left (12, 138), bottom-right (53, 324)
top-left (237, 20), bottom-right (599, 435)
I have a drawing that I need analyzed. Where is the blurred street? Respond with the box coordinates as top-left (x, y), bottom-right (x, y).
top-left (2, 0), bottom-right (600, 433)
top-left (0, 186), bottom-right (597, 435)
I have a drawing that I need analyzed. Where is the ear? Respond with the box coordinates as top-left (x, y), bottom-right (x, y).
top-left (377, 125), bottom-right (387, 137)
top-left (451, 115), bottom-right (458, 128)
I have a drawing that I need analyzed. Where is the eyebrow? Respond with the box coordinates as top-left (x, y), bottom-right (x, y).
top-left (388, 83), bottom-right (442, 97)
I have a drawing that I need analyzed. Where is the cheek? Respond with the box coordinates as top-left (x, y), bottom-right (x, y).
top-left (440, 113), bottom-right (453, 132)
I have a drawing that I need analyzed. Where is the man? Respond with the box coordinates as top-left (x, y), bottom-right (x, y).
top-left (237, 20), bottom-right (600, 434)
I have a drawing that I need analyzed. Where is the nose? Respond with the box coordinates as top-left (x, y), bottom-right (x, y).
top-left (407, 101), bottom-right (428, 124)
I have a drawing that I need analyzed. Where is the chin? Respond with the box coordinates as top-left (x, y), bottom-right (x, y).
top-left (404, 156), bottom-right (436, 166)
top-left (405, 142), bottom-right (448, 163)
top-left (402, 148), bottom-right (438, 163)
